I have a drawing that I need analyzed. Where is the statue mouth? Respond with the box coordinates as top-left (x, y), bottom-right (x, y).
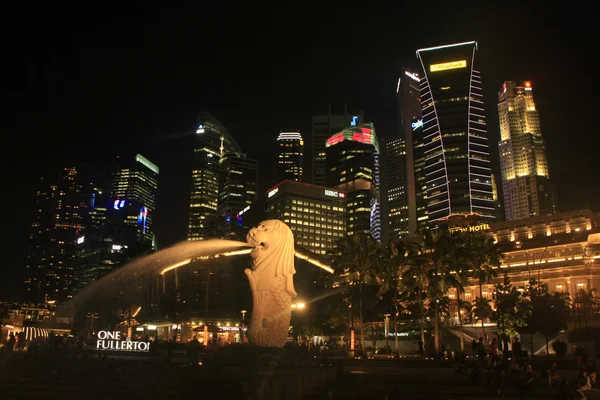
top-left (255, 242), bottom-right (268, 251)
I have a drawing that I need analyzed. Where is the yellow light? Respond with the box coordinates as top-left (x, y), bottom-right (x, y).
top-left (430, 60), bottom-right (467, 72)
top-left (160, 258), bottom-right (192, 275)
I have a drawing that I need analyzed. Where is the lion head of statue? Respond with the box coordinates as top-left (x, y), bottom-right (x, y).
top-left (246, 219), bottom-right (296, 297)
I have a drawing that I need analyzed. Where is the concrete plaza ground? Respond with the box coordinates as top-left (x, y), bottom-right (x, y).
top-left (1, 350), bottom-right (599, 399)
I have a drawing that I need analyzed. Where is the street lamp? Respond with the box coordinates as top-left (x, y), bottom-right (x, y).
top-left (240, 310), bottom-right (247, 343)
top-left (384, 314), bottom-right (391, 355)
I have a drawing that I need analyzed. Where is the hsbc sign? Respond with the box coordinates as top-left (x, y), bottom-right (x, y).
top-left (325, 190), bottom-right (345, 198)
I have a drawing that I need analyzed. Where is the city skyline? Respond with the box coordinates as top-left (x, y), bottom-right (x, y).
top-left (1, 3), bottom-right (596, 299)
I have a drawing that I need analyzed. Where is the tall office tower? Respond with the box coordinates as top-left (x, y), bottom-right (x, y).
top-left (397, 68), bottom-right (423, 233)
top-left (382, 136), bottom-right (408, 241)
top-left (326, 123), bottom-right (381, 241)
top-left (110, 154), bottom-right (159, 245)
top-left (217, 152), bottom-right (258, 240)
top-left (24, 167), bottom-right (91, 304)
top-left (498, 81), bottom-right (558, 220)
top-left (266, 180), bottom-right (346, 255)
top-left (416, 41), bottom-right (495, 227)
top-left (311, 106), bottom-right (364, 186)
top-left (188, 112), bottom-right (242, 240)
top-left (412, 117), bottom-right (429, 231)
top-left (277, 131), bottom-right (304, 183)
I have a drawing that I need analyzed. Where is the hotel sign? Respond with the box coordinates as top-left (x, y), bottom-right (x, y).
top-left (430, 60), bottom-right (467, 72)
top-left (96, 330), bottom-right (150, 352)
top-left (449, 223), bottom-right (491, 233)
top-left (268, 187), bottom-right (279, 198)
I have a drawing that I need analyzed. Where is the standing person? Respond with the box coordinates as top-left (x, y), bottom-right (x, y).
top-left (477, 337), bottom-right (486, 364)
top-left (490, 338), bottom-right (499, 362)
top-left (418, 340), bottom-right (424, 357)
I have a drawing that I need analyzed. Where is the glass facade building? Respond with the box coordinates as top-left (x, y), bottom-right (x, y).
top-left (326, 122), bottom-right (381, 241)
top-left (416, 41), bottom-right (495, 226)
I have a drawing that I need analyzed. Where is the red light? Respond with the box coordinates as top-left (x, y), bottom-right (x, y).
top-left (525, 81), bottom-right (531, 88)
top-left (327, 133), bottom-right (345, 146)
top-left (360, 127), bottom-right (372, 134)
top-left (352, 133), bottom-right (372, 144)
top-left (116, 155), bottom-right (120, 158)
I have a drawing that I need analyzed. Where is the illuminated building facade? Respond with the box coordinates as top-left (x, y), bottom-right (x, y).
top-left (498, 81), bottom-right (558, 220)
top-left (266, 180), bottom-right (346, 255)
top-left (326, 122), bottom-right (381, 241)
top-left (416, 41), bottom-right (495, 227)
top-left (382, 136), bottom-right (408, 240)
top-left (110, 154), bottom-right (159, 245)
top-left (188, 112), bottom-right (242, 240)
top-left (397, 68), bottom-right (423, 234)
top-left (412, 118), bottom-right (429, 231)
top-left (217, 153), bottom-right (258, 240)
top-left (24, 167), bottom-right (90, 304)
top-left (457, 210), bottom-right (600, 306)
top-left (311, 106), bottom-right (363, 186)
top-left (277, 131), bottom-right (304, 183)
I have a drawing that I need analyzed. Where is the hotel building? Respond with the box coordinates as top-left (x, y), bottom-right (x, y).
top-left (498, 80), bottom-right (558, 220)
top-left (266, 180), bottom-right (346, 255)
top-left (416, 41), bottom-right (495, 227)
top-left (456, 210), bottom-right (600, 303)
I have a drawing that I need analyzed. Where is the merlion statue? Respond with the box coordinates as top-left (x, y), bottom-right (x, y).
top-left (245, 220), bottom-right (296, 347)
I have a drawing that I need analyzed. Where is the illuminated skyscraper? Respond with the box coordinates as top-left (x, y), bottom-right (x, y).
top-left (397, 68), bottom-right (423, 233)
top-left (311, 106), bottom-right (363, 186)
top-left (382, 136), bottom-right (408, 240)
top-left (498, 81), bottom-right (558, 220)
top-left (326, 122), bottom-right (381, 241)
top-left (416, 41), bottom-right (495, 226)
top-left (110, 153), bottom-right (159, 245)
top-left (217, 153), bottom-right (258, 240)
top-left (277, 131), bottom-right (304, 183)
top-left (24, 167), bottom-right (90, 303)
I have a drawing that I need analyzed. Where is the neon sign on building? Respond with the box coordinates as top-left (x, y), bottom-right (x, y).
top-left (96, 331), bottom-right (150, 352)
top-left (429, 60), bottom-right (467, 72)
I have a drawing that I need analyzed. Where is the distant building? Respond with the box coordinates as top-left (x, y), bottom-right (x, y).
top-left (187, 112), bottom-right (243, 241)
top-left (415, 41), bottom-right (495, 228)
top-left (397, 68), bottom-right (422, 234)
top-left (266, 180), bottom-right (346, 255)
top-left (110, 154), bottom-right (159, 246)
top-left (277, 131), bottom-right (304, 183)
top-left (498, 80), bottom-right (558, 220)
top-left (381, 136), bottom-right (409, 240)
top-left (311, 106), bottom-right (363, 186)
top-left (326, 122), bottom-right (381, 241)
top-left (24, 167), bottom-right (91, 304)
top-left (217, 152), bottom-right (258, 241)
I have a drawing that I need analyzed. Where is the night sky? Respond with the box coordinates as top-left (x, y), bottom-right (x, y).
top-left (1, 2), bottom-right (596, 300)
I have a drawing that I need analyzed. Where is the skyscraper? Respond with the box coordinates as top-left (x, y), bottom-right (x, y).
top-left (188, 113), bottom-right (242, 241)
top-left (382, 136), bottom-right (408, 240)
top-left (276, 131), bottom-right (304, 183)
top-left (397, 68), bottom-right (423, 233)
top-left (326, 122), bottom-right (381, 241)
top-left (24, 167), bottom-right (90, 304)
top-left (311, 106), bottom-right (363, 186)
top-left (218, 153), bottom-right (258, 240)
top-left (498, 81), bottom-right (558, 220)
top-left (110, 154), bottom-right (159, 245)
top-left (415, 41), bottom-right (495, 227)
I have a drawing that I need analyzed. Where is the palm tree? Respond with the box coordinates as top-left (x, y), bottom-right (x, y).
top-left (574, 288), bottom-right (600, 337)
top-left (334, 233), bottom-right (382, 349)
top-left (466, 233), bottom-right (502, 337)
top-left (380, 239), bottom-right (419, 356)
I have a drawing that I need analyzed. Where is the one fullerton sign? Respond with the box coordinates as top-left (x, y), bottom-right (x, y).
top-left (96, 331), bottom-right (150, 352)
